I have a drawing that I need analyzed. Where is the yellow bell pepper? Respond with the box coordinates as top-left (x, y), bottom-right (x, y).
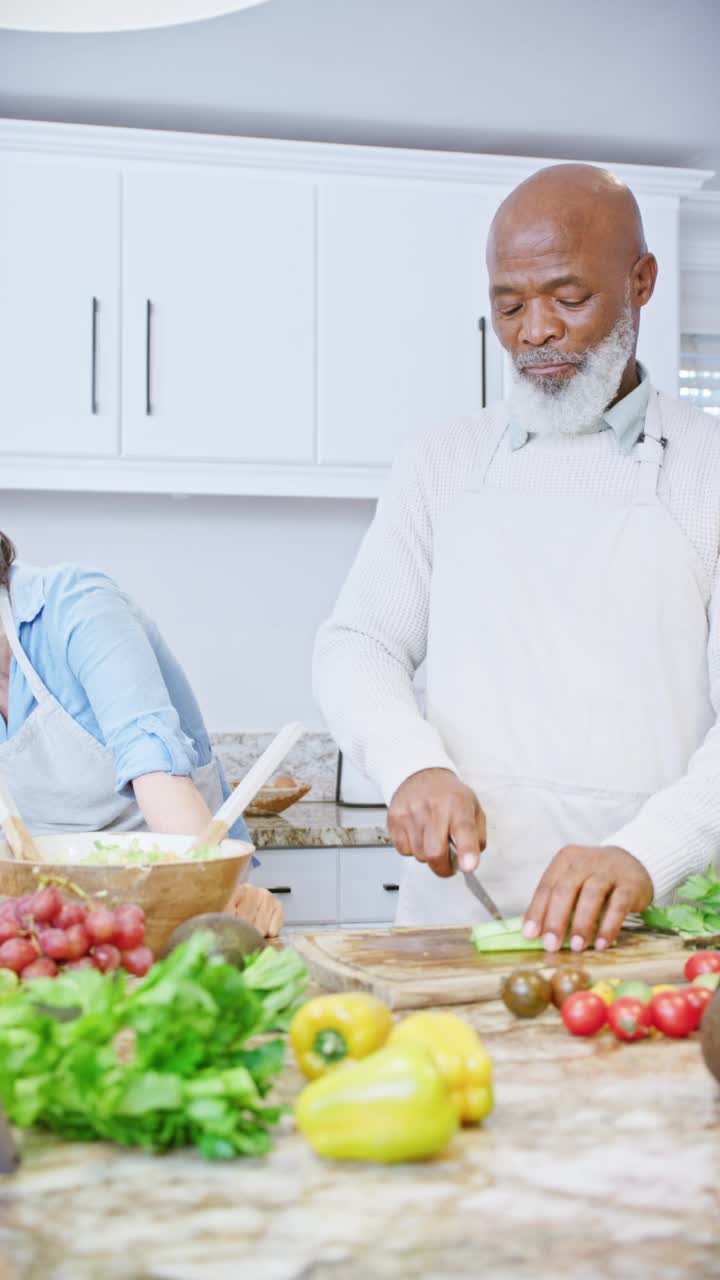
top-left (295, 1043), bottom-right (459, 1163)
top-left (388, 1010), bottom-right (493, 1124)
top-left (289, 992), bottom-right (393, 1080)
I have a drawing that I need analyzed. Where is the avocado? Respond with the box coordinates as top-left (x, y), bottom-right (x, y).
top-left (701, 991), bottom-right (720, 1084)
top-left (162, 913), bottom-right (265, 968)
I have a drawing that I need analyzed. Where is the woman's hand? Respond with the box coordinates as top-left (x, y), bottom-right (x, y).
top-left (226, 884), bottom-right (284, 937)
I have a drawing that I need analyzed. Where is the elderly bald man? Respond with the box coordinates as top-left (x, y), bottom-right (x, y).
top-left (314, 163), bottom-right (720, 952)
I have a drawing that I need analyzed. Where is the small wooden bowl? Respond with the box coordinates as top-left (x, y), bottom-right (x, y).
top-left (241, 781), bottom-right (312, 816)
top-left (0, 832), bottom-right (254, 955)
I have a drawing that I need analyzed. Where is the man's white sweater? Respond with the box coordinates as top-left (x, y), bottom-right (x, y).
top-left (313, 392), bottom-right (720, 901)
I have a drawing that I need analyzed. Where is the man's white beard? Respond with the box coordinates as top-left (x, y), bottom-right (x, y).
top-left (508, 308), bottom-right (636, 438)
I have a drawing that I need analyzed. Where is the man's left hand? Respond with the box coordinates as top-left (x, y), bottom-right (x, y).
top-left (522, 845), bottom-right (654, 953)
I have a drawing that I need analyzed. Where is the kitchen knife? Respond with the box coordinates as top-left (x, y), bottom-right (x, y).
top-left (448, 837), bottom-right (506, 924)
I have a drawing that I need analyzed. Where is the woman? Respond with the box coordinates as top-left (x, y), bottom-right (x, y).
top-left (0, 532), bottom-right (281, 936)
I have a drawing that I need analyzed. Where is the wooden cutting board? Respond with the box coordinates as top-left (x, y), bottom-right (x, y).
top-left (291, 925), bottom-right (689, 1008)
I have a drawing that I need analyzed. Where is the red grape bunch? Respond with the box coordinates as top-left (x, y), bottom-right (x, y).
top-left (0, 887), bottom-right (154, 980)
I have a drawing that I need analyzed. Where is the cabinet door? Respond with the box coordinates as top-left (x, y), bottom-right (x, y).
top-left (251, 850), bottom-right (339, 925)
top-left (339, 846), bottom-right (402, 923)
top-left (318, 183), bottom-right (503, 466)
top-left (121, 171), bottom-right (315, 462)
top-left (0, 159), bottom-right (120, 456)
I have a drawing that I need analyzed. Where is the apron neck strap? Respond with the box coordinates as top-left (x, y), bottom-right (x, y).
top-left (0, 588), bottom-right (51, 704)
top-left (466, 404), bottom-right (513, 489)
top-left (633, 392), bottom-right (667, 501)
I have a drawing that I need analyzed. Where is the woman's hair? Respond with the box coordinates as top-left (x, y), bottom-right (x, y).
top-left (0, 532), bottom-right (16, 592)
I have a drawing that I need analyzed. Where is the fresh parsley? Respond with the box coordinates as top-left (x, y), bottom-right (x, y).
top-left (0, 932), bottom-right (307, 1160)
top-left (642, 865), bottom-right (720, 939)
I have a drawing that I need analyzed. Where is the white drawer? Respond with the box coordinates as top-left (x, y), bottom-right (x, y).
top-left (339, 846), bottom-right (402, 923)
top-left (252, 850), bottom-right (338, 924)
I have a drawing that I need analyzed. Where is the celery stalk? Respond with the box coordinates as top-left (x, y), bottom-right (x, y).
top-left (471, 916), bottom-right (571, 953)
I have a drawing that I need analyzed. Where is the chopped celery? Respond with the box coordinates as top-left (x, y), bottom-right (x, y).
top-left (472, 916), bottom-right (570, 953)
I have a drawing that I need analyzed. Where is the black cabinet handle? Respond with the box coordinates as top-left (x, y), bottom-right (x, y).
top-left (268, 886), bottom-right (292, 895)
top-left (90, 297), bottom-right (99, 415)
top-left (382, 883), bottom-right (400, 892)
top-left (478, 315), bottom-right (487, 409)
top-left (145, 299), bottom-right (153, 415)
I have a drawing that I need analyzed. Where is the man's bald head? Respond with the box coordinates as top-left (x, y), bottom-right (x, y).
top-left (486, 163), bottom-right (658, 413)
top-left (488, 164), bottom-right (647, 271)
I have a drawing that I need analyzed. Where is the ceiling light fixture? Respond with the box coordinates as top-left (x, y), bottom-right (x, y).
top-left (0, 0), bottom-right (271, 33)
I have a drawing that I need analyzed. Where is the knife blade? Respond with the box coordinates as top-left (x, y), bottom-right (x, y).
top-left (448, 838), bottom-right (506, 924)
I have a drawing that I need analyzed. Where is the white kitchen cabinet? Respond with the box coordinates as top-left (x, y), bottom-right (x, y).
top-left (0, 157), bottom-right (120, 456)
top-left (317, 182), bottom-right (505, 466)
top-left (121, 170), bottom-right (315, 463)
top-left (250, 846), bottom-right (400, 927)
top-left (0, 121), bottom-right (708, 495)
top-left (251, 849), bottom-right (339, 925)
top-left (339, 846), bottom-right (401, 923)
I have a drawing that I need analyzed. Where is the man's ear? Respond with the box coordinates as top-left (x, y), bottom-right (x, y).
top-left (632, 253), bottom-right (658, 309)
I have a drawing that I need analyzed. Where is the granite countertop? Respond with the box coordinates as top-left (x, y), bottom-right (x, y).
top-left (246, 802), bottom-right (391, 850)
top-left (1, 991), bottom-right (718, 1279)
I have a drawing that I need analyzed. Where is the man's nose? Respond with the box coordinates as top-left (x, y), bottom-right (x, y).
top-left (518, 299), bottom-right (564, 347)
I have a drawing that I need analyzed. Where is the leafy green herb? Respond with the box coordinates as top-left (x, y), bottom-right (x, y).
top-left (0, 932), bottom-right (307, 1159)
top-left (642, 865), bottom-right (720, 938)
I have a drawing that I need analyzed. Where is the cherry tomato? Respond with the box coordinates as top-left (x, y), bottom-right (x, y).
top-left (550, 967), bottom-right (591, 1009)
top-left (681, 985), bottom-right (715, 1027)
top-left (684, 952), bottom-right (720, 983)
top-left (607, 997), bottom-right (653, 1043)
top-left (591, 980), bottom-right (617, 1005)
top-left (614, 980), bottom-right (653, 1004)
top-left (501, 970), bottom-right (551, 1018)
top-left (650, 990), bottom-right (697, 1038)
top-left (561, 990), bottom-right (607, 1036)
top-left (692, 972), bottom-right (720, 991)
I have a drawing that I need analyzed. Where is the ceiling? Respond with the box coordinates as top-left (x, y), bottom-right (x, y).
top-left (1, 0), bottom-right (719, 186)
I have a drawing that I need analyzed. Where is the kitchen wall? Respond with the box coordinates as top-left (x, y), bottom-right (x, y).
top-left (1, 0), bottom-right (719, 731)
top-left (1, 491), bottom-right (373, 730)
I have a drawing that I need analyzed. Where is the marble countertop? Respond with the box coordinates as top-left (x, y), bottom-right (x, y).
top-left (1, 989), bottom-right (718, 1280)
top-left (246, 802), bottom-right (391, 850)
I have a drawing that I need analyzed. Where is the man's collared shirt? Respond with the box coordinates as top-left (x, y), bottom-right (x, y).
top-left (509, 361), bottom-right (651, 452)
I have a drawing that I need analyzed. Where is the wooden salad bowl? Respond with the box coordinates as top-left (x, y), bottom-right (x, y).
top-left (0, 832), bottom-right (254, 955)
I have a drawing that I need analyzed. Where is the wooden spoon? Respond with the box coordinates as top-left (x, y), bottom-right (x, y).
top-left (0, 778), bottom-right (43, 863)
top-left (185, 721), bottom-right (305, 854)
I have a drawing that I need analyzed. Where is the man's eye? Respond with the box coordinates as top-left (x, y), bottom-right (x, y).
top-left (557, 297), bottom-right (590, 308)
top-left (499, 304), bottom-right (522, 318)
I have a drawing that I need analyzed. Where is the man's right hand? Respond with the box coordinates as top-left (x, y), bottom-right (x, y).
top-left (387, 768), bottom-right (486, 878)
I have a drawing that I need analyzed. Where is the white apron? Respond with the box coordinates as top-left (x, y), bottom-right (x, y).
top-left (397, 392), bottom-right (713, 924)
top-left (0, 587), bottom-right (224, 834)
